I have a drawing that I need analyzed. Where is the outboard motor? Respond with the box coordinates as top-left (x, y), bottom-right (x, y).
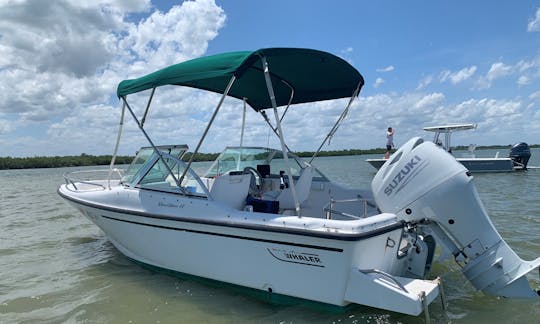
top-left (372, 137), bottom-right (540, 298)
top-left (509, 142), bottom-right (531, 170)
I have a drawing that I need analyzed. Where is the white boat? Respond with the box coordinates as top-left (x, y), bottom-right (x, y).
top-left (58, 48), bottom-right (539, 319)
top-left (367, 123), bottom-right (531, 172)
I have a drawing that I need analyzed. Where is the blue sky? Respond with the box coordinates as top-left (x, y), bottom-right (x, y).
top-left (0, 0), bottom-right (539, 157)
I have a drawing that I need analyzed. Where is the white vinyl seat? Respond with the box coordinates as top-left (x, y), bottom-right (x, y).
top-left (210, 173), bottom-right (251, 210)
top-left (264, 166), bottom-right (313, 210)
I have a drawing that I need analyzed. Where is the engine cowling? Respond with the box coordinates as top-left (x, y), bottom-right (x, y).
top-left (371, 137), bottom-right (540, 298)
top-left (509, 142), bottom-right (531, 169)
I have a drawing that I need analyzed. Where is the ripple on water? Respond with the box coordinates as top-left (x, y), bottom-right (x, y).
top-left (2, 157), bottom-right (540, 323)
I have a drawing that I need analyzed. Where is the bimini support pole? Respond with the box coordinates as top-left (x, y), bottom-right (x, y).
top-left (179, 75), bottom-right (237, 185)
top-left (259, 111), bottom-right (294, 154)
top-left (236, 98), bottom-right (247, 171)
top-left (279, 81), bottom-right (294, 123)
top-left (121, 95), bottom-right (186, 193)
top-left (257, 82), bottom-right (304, 164)
top-left (140, 87), bottom-right (156, 127)
top-left (261, 56), bottom-right (301, 216)
top-left (309, 82), bottom-right (363, 164)
top-left (240, 98), bottom-right (247, 147)
top-left (108, 100), bottom-right (126, 189)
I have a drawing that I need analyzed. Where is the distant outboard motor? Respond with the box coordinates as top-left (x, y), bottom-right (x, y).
top-left (509, 142), bottom-right (531, 170)
top-left (372, 137), bottom-right (540, 298)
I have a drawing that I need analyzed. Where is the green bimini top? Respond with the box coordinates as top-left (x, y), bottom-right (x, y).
top-left (117, 48), bottom-right (364, 111)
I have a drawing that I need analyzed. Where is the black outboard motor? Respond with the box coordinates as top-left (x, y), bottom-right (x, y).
top-left (509, 142), bottom-right (531, 170)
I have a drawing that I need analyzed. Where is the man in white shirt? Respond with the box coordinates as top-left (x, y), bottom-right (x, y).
top-left (385, 127), bottom-right (394, 159)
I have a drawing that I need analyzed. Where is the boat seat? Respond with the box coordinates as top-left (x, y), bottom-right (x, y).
top-left (263, 166), bottom-right (313, 210)
top-left (210, 173), bottom-right (251, 210)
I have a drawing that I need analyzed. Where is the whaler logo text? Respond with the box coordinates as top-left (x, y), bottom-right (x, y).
top-left (267, 248), bottom-right (324, 267)
top-left (384, 155), bottom-right (422, 196)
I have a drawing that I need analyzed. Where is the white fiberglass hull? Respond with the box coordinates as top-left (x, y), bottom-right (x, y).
top-left (366, 158), bottom-right (387, 170)
top-left (456, 157), bottom-right (515, 172)
top-left (58, 183), bottom-right (439, 315)
top-left (367, 157), bottom-right (517, 172)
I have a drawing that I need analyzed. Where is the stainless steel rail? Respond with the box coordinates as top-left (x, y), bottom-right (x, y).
top-left (323, 197), bottom-right (373, 219)
top-left (63, 169), bottom-right (124, 191)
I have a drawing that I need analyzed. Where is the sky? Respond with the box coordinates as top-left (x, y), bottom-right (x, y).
top-left (1, 0), bottom-right (540, 157)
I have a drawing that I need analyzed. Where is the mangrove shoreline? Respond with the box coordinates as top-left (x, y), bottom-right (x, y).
top-left (1, 144), bottom-right (538, 170)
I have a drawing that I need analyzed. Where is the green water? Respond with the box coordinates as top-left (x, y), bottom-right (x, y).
top-left (1, 150), bottom-right (539, 323)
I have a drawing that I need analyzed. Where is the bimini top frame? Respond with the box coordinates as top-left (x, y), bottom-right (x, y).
top-left (114, 48), bottom-right (365, 215)
top-left (117, 48), bottom-right (364, 110)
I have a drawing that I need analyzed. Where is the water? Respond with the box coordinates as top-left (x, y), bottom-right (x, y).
top-left (1, 149), bottom-right (539, 323)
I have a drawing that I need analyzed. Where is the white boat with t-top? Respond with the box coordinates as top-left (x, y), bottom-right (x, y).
top-left (367, 123), bottom-right (531, 172)
top-left (58, 48), bottom-right (539, 319)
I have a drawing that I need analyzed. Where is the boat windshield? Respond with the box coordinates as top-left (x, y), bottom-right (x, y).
top-left (121, 144), bottom-right (208, 196)
top-left (121, 145), bottom-right (188, 184)
top-left (203, 146), bottom-right (327, 180)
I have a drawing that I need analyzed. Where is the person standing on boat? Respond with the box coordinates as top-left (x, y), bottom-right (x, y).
top-left (385, 127), bottom-right (394, 159)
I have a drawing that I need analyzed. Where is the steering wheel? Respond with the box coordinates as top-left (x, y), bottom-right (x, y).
top-left (243, 166), bottom-right (262, 195)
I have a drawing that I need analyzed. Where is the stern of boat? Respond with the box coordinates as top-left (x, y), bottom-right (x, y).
top-left (345, 268), bottom-right (442, 316)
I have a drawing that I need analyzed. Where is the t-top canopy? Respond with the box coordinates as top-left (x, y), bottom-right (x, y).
top-left (117, 48), bottom-right (364, 111)
top-left (423, 123), bottom-right (477, 133)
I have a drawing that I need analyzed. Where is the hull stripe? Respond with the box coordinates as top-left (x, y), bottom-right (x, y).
top-left (59, 188), bottom-right (404, 243)
top-left (102, 214), bottom-right (344, 252)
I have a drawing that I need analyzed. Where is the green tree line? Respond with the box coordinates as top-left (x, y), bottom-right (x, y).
top-left (0, 149), bottom-right (386, 170)
top-left (0, 153), bottom-right (222, 170)
top-left (0, 154), bottom-right (133, 170)
top-left (1, 145), bottom-right (537, 170)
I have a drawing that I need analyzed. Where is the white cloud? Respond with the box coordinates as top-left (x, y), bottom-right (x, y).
top-left (528, 8), bottom-right (540, 32)
top-left (0, 1), bottom-right (120, 77)
top-left (347, 92), bottom-right (535, 148)
top-left (297, 91), bottom-right (537, 149)
top-left (416, 75), bottom-right (433, 90)
top-left (514, 57), bottom-right (540, 89)
top-left (486, 62), bottom-right (513, 81)
top-left (439, 66), bottom-right (477, 84)
top-left (414, 93), bottom-right (445, 109)
top-left (120, 0), bottom-right (226, 70)
top-left (439, 70), bottom-right (451, 83)
top-left (0, 0), bottom-right (226, 156)
top-left (529, 90), bottom-right (540, 101)
top-left (517, 75), bottom-right (530, 86)
top-left (475, 61), bottom-right (514, 89)
top-left (1, 1), bottom-right (540, 156)
top-left (61, 0), bottom-right (151, 12)
top-left (0, 118), bottom-right (15, 134)
top-left (483, 99), bottom-right (521, 118)
top-left (339, 47), bottom-right (354, 64)
top-left (450, 66), bottom-right (477, 84)
top-left (344, 92), bottom-right (449, 146)
top-left (376, 65), bottom-right (394, 73)
top-left (516, 59), bottom-right (535, 72)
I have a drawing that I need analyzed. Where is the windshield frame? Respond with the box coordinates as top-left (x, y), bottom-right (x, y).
top-left (120, 145), bottom-right (209, 197)
top-left (202, 146), bottom-right (328, 181)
